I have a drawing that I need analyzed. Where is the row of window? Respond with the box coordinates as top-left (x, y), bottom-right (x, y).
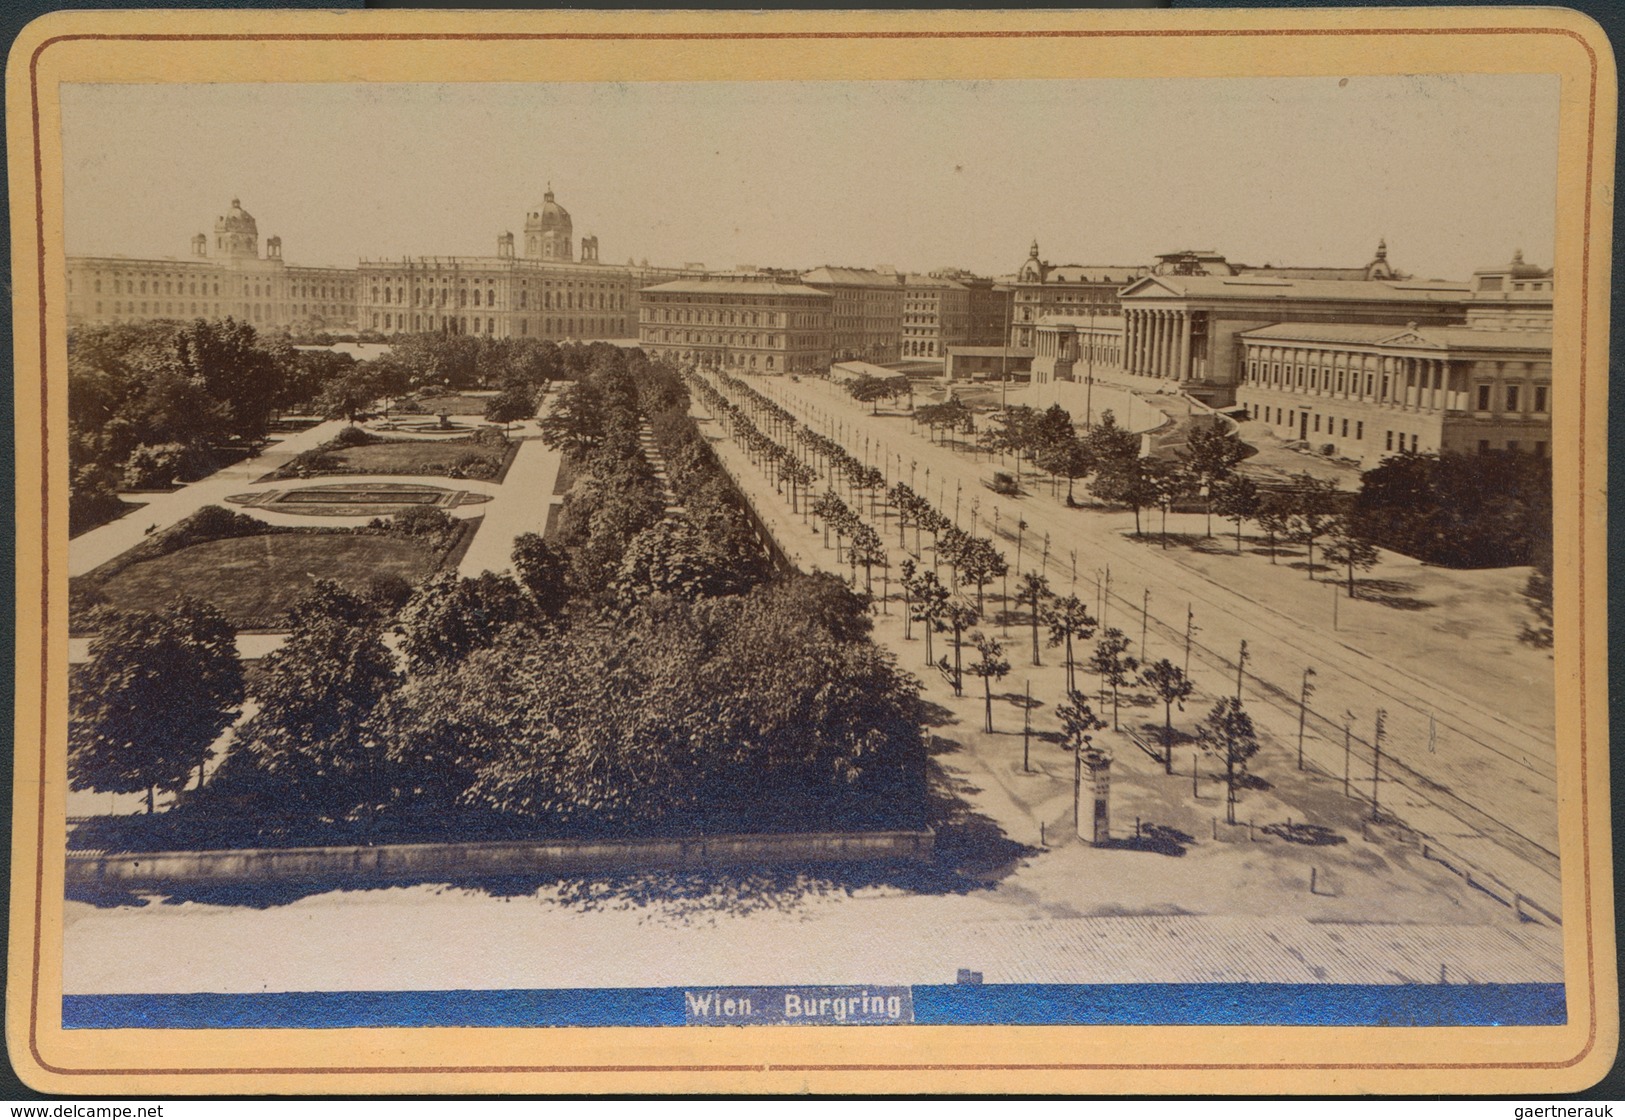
top-left (660, 347), bottom-right (825, 373)
top-left (370, 285), bottom-right (621, 311)
top-left (648, 295), bottom-right (823, 308)
top-left (78, 275), bottom-right (353, 302)
top-left (91, 300), bottom-right (343, 319)
top-left (87, 277), bottom-right (221, 297)
top-left (1252, 404), bottom-right (1368, 443)
top-left (1476, 383), bottom-right (1549, 414)
top-left (1251, 403), bottom-right (1550, 459)
top-left (645, 330), bottom-right (783, 348)
top-left (104, 301), bottom-right (273, 318)
top-left (1477, 438), bottom-right (1549, 455)
top-left (371, 312), bottom-right (623, 336)
top-left (368, 273), bottom-right (618, 289)
top-left (649, 308), bottom-right (779, 327)
top-left (1248, 356), bottom-right (1550, 415)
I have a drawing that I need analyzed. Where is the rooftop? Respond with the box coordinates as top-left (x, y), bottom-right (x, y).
top-left (944, 346), bottom-right (1037, 357)
top-left (1036, 314), bottom-right (1127, 329)
top-left (831, 360), bottom-right (905, 377)
top-left (802, 266), bottom-right (904, 287)
top-left (1039, 266), bottom-right (1146, 284)
top-left (1124, 275), bottom-right (1470, 303)
top-left (1240, 321), bottom-right (1551, 351)
top-left (640, 277), bottom-right (830, 297)
top-left (904, 274), bottom-right (968, 290)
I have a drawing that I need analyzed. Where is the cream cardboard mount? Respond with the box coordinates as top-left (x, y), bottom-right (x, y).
top-left (5, 6), bottom-right (1617, 1096)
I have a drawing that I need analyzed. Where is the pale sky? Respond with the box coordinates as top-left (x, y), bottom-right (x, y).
top-left (60, 75), bottom-right (1559, 281)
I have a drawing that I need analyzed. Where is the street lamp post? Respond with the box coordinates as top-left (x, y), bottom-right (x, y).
top-left (1343, 710), bottom-right (1355, 798)
top-left (1141, 588), bottom-right (1151, 661)
top-left (1371, 708), bottom-right (1387, 818)
top-left (1084, 307), bottom-right (1097, 429)
top-left (1022, 679), bottom-right (1033, 773)
top-left (1183, 604), bottom-right (1197, 676)
top-left (1297, 667), bottom-right (1317, 770)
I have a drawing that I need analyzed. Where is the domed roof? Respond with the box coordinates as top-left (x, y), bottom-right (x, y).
top-left (526, 184), bottom-right (572, 233)
top-left (1507, 248), bottom-right (1548, 279)
top-left (214, 197), bottom-right (257, 235)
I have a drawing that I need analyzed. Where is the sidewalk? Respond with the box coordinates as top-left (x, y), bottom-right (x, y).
top-left (69, 419), bottom-right (348, 577)
top-left (717, 372), bottom-right (1561, 922)
top-left (456, 437), bottom-right (563, 577)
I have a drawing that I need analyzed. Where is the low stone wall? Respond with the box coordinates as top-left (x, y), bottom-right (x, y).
top-left (1021, 379), bottom-right (1172, 437)
top-left (66, 829), bottom-right (936, 887)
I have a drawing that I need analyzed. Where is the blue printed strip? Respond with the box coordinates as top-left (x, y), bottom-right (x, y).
top-left (63, 982), bottom-right (1566, 1030)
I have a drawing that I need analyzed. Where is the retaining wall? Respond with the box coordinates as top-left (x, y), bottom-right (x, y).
top-left (1021, 379), bottom-right (1172, 436)
top-left (66, 829), bottom-right (936, 887)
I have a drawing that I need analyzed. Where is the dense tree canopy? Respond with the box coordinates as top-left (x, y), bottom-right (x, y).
top-left (1353, 450), bottom-right (1551, 568)
top-left (83, 344), bottom-right (928, 846)
top-left (381, 575), bottom-right (925, 834)
top-left (67, 318), bottom-right (299, 531)
top-left (226, 582), bottom-right (401, 823)
top-left (69, 598), bottom-right (245, 812)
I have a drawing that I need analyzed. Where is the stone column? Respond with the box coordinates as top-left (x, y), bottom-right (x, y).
top-left (1156, 310), bottom-right (1170, 379)
top-left (1178, 312), bottom-right (1192, 382)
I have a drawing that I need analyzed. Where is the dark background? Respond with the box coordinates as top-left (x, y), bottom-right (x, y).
top-left (0, 0), bottom-right (1618, 1101)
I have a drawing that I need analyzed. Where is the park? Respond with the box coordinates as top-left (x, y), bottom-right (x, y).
top-left (60, 321), bottom-right (1563, 1000)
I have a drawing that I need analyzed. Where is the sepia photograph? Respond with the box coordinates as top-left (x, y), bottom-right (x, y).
top-left (7, 7), bottom-right (1615, 1096)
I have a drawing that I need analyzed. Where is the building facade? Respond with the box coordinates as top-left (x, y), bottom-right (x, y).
top-left (1112, 273), bottom-right (1471, 398)
top-left (1235, 321), bottom-right (1552, 465)
top-left (902, 274), bottom-right (971, 359)
top-left (801, 266), bottom-right (905, 364)
top-left (66, 198), bottom-right (359, 334)
top-left (943, 346), bottom-right (1033, 382)
top-left (357, 253), bottom-right (637, 340)
top-left (355, 188), bottom-right (669, 341)
top-left (1465, 249), bottom-right (1555, 331)
top-left (1028, 315), bottom-right (1127, 384)
top-left (1151, 240), bottom-right (1401, 282)
top-left (1010, 240), bottom-right (1147, 350)
top-left (637, 277), bottom-right (833, 374)
top-left (962, 276), bottom-right (1013, 347)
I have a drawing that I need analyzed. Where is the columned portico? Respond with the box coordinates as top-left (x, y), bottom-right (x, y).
top-left (1235, 321), bottom-right (1550, 465)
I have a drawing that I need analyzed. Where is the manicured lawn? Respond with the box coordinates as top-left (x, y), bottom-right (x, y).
top-left (323, 439), bottom-right (505, 475)
top-left (268, 434), bottom-right (512, 481)
top-left (411, 393), bottom-right (491, 416)
top-left (69, 497), bottom-right (146, 540)
top-left (93, 533), bottom-right (443, 629)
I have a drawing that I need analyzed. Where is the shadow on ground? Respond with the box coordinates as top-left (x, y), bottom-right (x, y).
top-left (67, 755), bottom-right (1033, 920)
top-left (1354, 578), bottom-right (1434, 611)
top-left (1094, 823), bottom-right (1195, 857)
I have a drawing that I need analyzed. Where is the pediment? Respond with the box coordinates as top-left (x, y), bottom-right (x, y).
top-left (1378, 330), bottom-right (1443, 348)
top-left (1117, 276), bottom-right (1185, 299)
